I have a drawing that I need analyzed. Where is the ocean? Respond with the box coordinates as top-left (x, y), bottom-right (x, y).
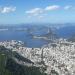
top-left (0, 25), bottom-right (75, 48)
top-left (0, 30), bottom-right (49, 48)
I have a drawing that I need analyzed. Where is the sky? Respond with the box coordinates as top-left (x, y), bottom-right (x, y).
top-left (0, 0), bottom-right (75, 24)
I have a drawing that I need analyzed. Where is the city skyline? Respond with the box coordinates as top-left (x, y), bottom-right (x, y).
top-left (0, 0), bottom-right (75, 24)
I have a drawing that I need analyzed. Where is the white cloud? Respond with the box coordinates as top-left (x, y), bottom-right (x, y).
top-left (45, 5), bottom-right (60, 11)
top-left (0, 6), bottom-right (16, 13)
top-left (26, 5), bottom-right (60, 15)
top-left (64, 6), bottom-right (72, 10)
top-left (38, 15), bottom-right (44, 19)
top-left (25, 5), bottom-right (60, 17)
top-left (26, 8), bottom-right (43, 16)
top-left (25, 5), bottom-right (74, 18)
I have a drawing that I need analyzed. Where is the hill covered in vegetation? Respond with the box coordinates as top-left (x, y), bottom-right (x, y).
top-left (0, 46), bottom-right (47, 75)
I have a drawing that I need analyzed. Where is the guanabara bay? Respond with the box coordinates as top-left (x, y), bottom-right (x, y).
top-left (0, 0), bottom-right (75, 75)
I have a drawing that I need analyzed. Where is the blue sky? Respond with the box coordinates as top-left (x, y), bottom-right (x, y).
top-left (0, 0), bottom-right (75, 24)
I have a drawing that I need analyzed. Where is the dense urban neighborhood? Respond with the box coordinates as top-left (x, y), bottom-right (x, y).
top-left (0, 38), bottom-right (75, 75)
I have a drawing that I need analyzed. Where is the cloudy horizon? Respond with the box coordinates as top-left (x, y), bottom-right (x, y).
top-left (0, 0), bottom-right (75, 24)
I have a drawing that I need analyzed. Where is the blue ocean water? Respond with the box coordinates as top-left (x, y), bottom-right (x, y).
top-left (0, 30), bottom-right (49, 48)
top-left (0, 25), bottom-right (75, 48)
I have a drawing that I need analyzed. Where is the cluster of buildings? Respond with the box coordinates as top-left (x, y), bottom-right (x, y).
top-left (0, 39), bottom-right (75, 75)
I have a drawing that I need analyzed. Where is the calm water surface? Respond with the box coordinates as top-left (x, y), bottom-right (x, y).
top-left (0, 31), bottom-right (49, 48)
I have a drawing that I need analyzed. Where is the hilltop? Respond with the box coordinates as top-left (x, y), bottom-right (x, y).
top-left (0, 45), bottom-right (47, 75)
